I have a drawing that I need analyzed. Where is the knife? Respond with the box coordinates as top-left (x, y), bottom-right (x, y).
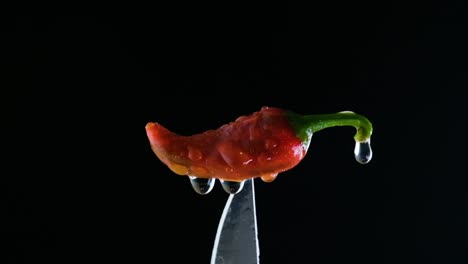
top-left (210, 178), bottom-right (260, 264)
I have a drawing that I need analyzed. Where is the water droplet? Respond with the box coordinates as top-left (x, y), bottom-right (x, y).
top-left (243, 159), bottom-right (253, 165)
top-left (220, 180), bottom-right (245, 194)
top-left (178, 150), bottom-right (187, 158)
top-left (260, 173), bottom-right (278, 182)
top-left (354, 140), bottom-right (373, 164)
top-left (188, 146), bottom-right (203, 161)
top-left (218, 141), bottom-right (252, 167)
top-left (189, 176), bottom-right (215, 195)
top-left (264, 138), bottom-right (278, 149)
top-left (257, 155), bottom-right (272, 164)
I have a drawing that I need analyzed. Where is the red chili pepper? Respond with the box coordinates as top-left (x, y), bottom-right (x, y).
top-left (146, 106), bottom-right (373, 183)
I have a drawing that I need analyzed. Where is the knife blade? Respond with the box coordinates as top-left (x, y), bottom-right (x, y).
top-left (210, 179), bottom-right (260, 264)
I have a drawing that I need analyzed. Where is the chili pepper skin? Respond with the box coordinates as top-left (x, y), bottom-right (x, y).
top-left (146, 106), bottom-right (373, 182)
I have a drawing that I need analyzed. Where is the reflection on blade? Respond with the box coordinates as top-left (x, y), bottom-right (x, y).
top-left (210, 179), bottom-right (260, 264)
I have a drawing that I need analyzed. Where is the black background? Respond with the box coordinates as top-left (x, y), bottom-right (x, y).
top-left (10, 3), bottom-right (467, 264)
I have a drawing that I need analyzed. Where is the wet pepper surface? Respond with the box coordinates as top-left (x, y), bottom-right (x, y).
top-left (146, 107), bottom-right (307, 182)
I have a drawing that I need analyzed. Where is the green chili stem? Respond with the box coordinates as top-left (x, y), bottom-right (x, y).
top-left (287, 111), bottom-right (373, 143)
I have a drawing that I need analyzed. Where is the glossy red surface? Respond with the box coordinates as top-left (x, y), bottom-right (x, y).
top-left (146, 107), bottom-right (307, 182)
